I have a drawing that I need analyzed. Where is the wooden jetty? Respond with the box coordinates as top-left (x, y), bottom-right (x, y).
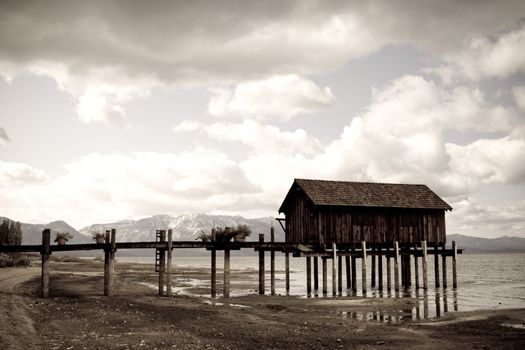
top-left (0, 178), bottom-right (462, 299)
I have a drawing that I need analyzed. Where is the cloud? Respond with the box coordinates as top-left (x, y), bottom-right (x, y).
top-left (0, 126), bottom-right (8, 144)
top-left (0, 160), bottom-right (48, 186)
top-left (172, 120), bottom-right (202, 133)
top-left (1, 1), bottom-right (523, 122)
top-left (208, 75), bottom-right (335, 121)
top-left (513, 85), bottom-right (525, 111)
top-left (430, 24), bottom-right (525, 83)
top-left (204, 120), bottom-right (323, 155)
top-left (448, 197), bottom-right (525, 237)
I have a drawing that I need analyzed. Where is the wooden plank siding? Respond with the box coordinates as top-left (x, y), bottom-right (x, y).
top-left (284, 190), bottom-right (446, 245)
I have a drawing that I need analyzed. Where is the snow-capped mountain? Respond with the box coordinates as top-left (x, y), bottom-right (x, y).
top-left (79, 213), bottom-right (285, 242)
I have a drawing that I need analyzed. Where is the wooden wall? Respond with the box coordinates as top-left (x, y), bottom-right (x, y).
top-left (284, 191), bottom-right (446, 245)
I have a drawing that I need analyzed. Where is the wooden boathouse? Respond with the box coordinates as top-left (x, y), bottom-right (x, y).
top-left (278, 178), bottom-right (452, 245)
top-left (277, 178), bottom-right (456, 294)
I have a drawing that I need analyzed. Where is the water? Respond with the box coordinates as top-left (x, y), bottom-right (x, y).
top-left (117, 253), bottom-right (525, 320)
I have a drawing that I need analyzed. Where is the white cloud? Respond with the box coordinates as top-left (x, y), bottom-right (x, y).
top-left (0, 160), bottom-right (48, 186)
top-left (0, 126), bottom-right (8, 145)
top-left (204, 119), bottom-right (323, 155)
top-left (431, 24), bottom-right (525, 83)
top-left (208, 75), bottom-right (335, 121)
top-left (172, 120), bottom-right (202, 133)
top-left (513, 85), bottom-right (525, 111)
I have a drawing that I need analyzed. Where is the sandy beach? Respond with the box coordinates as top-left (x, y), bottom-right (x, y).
top-left (1, 259), bottom-right (524, 350)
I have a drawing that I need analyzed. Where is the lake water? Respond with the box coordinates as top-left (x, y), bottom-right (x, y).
top-left (117, 252), bottom-right (525, 321)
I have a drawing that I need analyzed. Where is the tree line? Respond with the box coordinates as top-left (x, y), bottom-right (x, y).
top-left (0, 219), bottom-right (22, 245)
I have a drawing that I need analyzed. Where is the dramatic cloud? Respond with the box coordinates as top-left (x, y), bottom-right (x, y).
top-left (1, 0), bottom-right (523, 123)
top-left (208, 75), bottom-right (335, 121)
top-left (0, 126), bottom-right (8, 144)
top-left (431, 24), bottom-right (525, 83)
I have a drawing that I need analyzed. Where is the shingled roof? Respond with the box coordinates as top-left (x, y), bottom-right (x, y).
top-left (279, 178), bottom-right (452, 212)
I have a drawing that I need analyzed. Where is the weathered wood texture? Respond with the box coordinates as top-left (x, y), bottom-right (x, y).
top-left (283, 190), bottom-right (447, 245)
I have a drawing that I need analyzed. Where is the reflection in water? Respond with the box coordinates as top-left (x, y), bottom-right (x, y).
top-left (338, 287), bottom-right (458, 323)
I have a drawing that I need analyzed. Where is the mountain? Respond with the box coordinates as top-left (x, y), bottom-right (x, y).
top-left (0, 217), bottom-right (91, 245)
top-left (79, 213), bottom-right (285, 242)
top-left (448, 234), bottom-right (525, 253)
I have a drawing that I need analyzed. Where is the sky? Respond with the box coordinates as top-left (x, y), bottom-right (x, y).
top-left (0, 0), bottom-right (524, 237)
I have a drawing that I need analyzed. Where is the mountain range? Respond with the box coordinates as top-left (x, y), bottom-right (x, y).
top-left (2, 214), bottom-right (525, 254)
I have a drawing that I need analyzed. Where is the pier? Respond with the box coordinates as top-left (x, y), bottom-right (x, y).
top-left (0, 227), bottom-right (462, 298)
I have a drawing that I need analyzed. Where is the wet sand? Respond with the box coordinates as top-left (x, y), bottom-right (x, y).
top-left (1, 259), bottom-right (524, 349)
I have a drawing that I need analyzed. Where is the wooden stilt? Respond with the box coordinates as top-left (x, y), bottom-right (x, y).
top-left (337, 255), bottom-right (343, 294)
top-left (434, 246), bottom-right (440, 288)
top-left (378, 249), bottom-right (383, 291)
top-left (258, 234), bottom-right (265, 295)
top-left (394, 241), bottom-right (400, 292)
top-left (452, 241), bottom-right (458, 289)
top-left (108, 229), bottom-right (116, 297)
top-left (345, 254), bottom-right (351, 289)
top-left (422, 240), bottom-right (428, 289)
top-left (224, 249), bottom-right (230, 297)
top-left (285, 252), bottom-right (290, 294)
top-left (158, 230), bottom-right (166, 296)
top-left (400, 252), bottom-right (406, 287)
top-left (407, 250), bottom-right (412, 287)
top-left (313, 256), bottom-right (319, 291)
top-left (104, 230), bottom-right (111, 296)
top-left (332, 242), bottom-right (337, 296)
top-left (211, 249), bottom-right (217, 298)
top-left (166, 229), bottom-right (173, 296)
top-left (351, 255), bottom-right (357, 293)
top-left (414, 248), bottom-right (420, 289)
top-left (361, 241), bottom-right (367, 294)
top-left (322, 257), bottom-right (327, 295)
top-left (371, 248), bottom-right (376, 288)
top-left (270, 226), bottom-right (275, 296)
top-left (306, 257), bottom-right (312, 296)
top-left (41, 229), bottom-right (50, 298)
top-left (442, 244), bottom-right (447, 289)
top-left (386, 248), bottom-right (391, 291)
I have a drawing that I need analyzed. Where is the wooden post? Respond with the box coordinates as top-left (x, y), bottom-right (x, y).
top-left (345, 254), bottom-right (351, 289)
top-left (414, 248), bottom-right (420, 289)
top-left (108, 229), bottom-right (116, 297)
top-left (332, 242), bottom-right (337, 296)
top-left (166, 229), bottom-right (173, 295)
top-left (361, 241), bottom-right (367, 294)
top-left (452, 241), bottom-right (458, 289)
top-left (285, 252), bottom-right (290, 294)
top-left (270, 226), bottom-right (275, 296)
top-left (422, 241), bottom-right (428, 289)
top-left (306, 257), bottom-right (312, 296)
top-left (378, 248), bottom-right (383, 291)
top-left (434, 245), bottom-right (440, 288)
top-left (337, 255), bottom-right (343, 294)
top-left (224, 249), bottom-right (230, 297)
top-left (406, 250), bottom-right (412, 287)
top-left (211, 248), bottom-right (217, 298)
top-left (313, 256), bottom-right (319, 291)
top-left (158, 230), bottom-right (166, 296)
top-left (322, 257), bottom-right (327, 295)
top-left (386, 248), bottom-right (392, 291)
top-left (371, 248), bottom-right (376, 288)
top-left (394, 241), bottom-right (400, 292)
top-left (258, 234), bottom-right (265, 295)
top-left (104, 230), bottom-right (111, 296)
top-left (442, 244), bottom-right (447, 289)
top-left (351, 255), bottom-right (357, 293)
top-left (41, 229), bottom-right (51, 298)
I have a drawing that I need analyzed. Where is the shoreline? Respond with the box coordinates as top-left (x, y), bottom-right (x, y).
top-left (1, 260), bottom-right (524, 349)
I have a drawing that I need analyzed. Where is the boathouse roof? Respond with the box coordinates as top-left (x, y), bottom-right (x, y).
top-left (278, 178), bottom-right (452, 212)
